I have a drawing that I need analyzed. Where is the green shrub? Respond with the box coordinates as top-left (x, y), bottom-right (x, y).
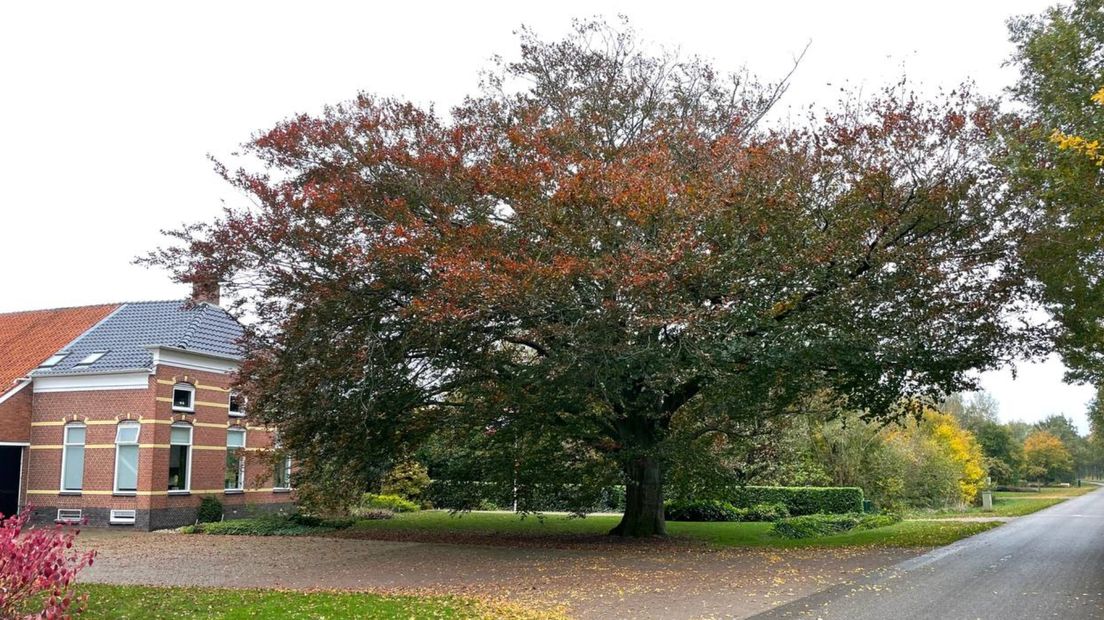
top-left (728, 486), bottom-right (864, 516)
top-left (359, 508), bottom-right (395, 520)
top-left (361, 493), bottom-right (420, 513)
top-left (770, 512), bottom-right (902, 539)
top-left (665, 500), bottom-right (744, 522)
top-left (744, 502), bottom-right (790, 522)
top-left (380, 460), bottom-right (432, 502)
top-left (476, 499), bottom-right (500, 511)
top-left (196, 496), bottom-right (223, 524)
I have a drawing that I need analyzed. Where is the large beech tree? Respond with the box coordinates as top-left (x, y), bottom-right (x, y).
top-left (148, 21), bottom-right (1040, 536)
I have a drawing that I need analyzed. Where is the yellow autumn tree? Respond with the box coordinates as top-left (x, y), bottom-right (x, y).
top-left (1023, 430), bottom-right (1074, 483)
top-left (885, 409), bottom-right (987, 507)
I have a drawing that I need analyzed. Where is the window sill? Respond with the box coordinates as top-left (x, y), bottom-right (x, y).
top-left (58, 491), bottom-right (81, 496)
top-left (171, 409), bottom-right (195, 414)
top-left (228, 413), bottom-right (246, 418)
top-left (113, 492), bottom-right (137, 497)
top-left (224, 489), bottom-right (244, 495)
top-left (167, 490), bottom-right (190, 496)
top-left (273, 488), bottom-right (292, 494)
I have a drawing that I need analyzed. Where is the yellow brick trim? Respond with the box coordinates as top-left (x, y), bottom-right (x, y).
top-left (155, 397), bottom-right (229, 410)
top-left (157, 378), bottom-right (230, 393)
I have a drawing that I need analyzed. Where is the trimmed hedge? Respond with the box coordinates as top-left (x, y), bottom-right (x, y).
top-left (426, 480), bottom-right (625, 513)
top-left (770, 512), bottom-right (901, 539)
top-left (727, 486), bottom-right (863, 516)
top-left (665, 500), bottom-right (790, 522)
top-left (665, 500), bottom-right (743, 522)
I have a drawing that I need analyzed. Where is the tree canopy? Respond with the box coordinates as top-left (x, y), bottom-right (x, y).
top-left (147, 20), bottom-right (1043, 536)
top-left (1006, 0), bottom-right (1104, 382)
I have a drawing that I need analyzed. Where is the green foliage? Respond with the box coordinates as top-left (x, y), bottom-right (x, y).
top-left (361, 494), bottom-right (420, 513)
top-left (359, 509), bottom-right (396, 521)
top-left (665, 500), bottom-right (744, 522)
top-left (770, 512), bottom-right (902, 539)
top-left (424, 480), bottom-right (626, 513)
top-left (196, 496), bottom-right (223, 524)
top-left (727, 486), bottom-right (864, 516)
top-left (745, 502), bottom-right (790, 522)
top-left (1006, 0), bottom-right (1104, 381)
top-left (379, 460), bottom-right (431, 502)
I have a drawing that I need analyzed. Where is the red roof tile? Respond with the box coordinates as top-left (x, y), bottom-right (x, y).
top-left (0, 304), bottom-right (120, 397)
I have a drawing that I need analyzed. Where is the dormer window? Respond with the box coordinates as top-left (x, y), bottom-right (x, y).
top-left (172, 383), bottom-right (195, 412)
top-left (228, 391), bottom-right (246, 418)
top-left (74, 351), bottom-right (107, 367)
top-left (39, 353), bottom-right (67, 368)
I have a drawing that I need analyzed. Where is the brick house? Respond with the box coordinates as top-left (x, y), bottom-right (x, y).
top-left (0, 292), bottom-right (293, 529)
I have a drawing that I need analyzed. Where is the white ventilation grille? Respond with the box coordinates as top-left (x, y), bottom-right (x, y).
top-left (109, 509), bottom-right (136, 525)
top-left (56, 508), bottom-right (82, 523)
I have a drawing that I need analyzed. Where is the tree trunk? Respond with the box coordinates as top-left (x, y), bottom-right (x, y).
top-left (609, 455), bottom-right (666, 537)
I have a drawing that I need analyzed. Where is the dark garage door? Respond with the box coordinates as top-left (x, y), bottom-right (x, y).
top-left (0, 446), bottom-right (21, 518)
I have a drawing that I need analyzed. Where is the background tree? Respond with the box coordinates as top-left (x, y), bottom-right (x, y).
top-left (1023, 430), bottom-right (1075, 483)
top-left (1006, 0), bottom-right (1104, 382)
top-left (1034, 414), bottom-right (1089, 478)
top-left (148, 20), bottom-right (1041, 537)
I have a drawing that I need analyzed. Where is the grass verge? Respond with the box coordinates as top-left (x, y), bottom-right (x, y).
top-left (907, 485), bottom-right (1095, 519)
top-left (78, 583), bottom-right (558, 619)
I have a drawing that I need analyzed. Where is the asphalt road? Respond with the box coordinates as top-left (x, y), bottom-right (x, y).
top-left (753, 487), bottom-right (1104, 620)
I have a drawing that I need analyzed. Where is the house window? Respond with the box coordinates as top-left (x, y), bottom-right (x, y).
top-left (168, 423), bottom-right (192, 492)
top-left (274, 454), bottom-right (292, 490)
top-left (60, 423), bottom-right (86, 492)
top-left (225, 427), bottom-right (246, 491)
top-left (73, 351), bottom-right (107, 367)
top-left (39, 353), bottom-right (67, 368)
top-left (114, 421), bottom-right (140, 494)
top-left (172, 384), bottom-right (195, 412)
top-left (228, 391), bottom-right (246, 417)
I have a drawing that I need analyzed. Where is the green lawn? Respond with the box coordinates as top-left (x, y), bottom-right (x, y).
top-left (78, 584), bottom-right (553, 619)
top-left (335, 510), bottom-right (996, 548)
top-left (906, 485), bottom-right (1096, 519)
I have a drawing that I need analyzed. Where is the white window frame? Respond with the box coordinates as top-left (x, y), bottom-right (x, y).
top-left (113, 421), bottom-right (140, 494)
top-left (168, 422), bottom-right (193, 493)
top-left (171, 383), bottom-right (195, 413)
top-left (274, 454), bottom-right (293, 491)
top-left (109, 509), bottom-right (136, 525)
top-left (60, 423), bottom-right (86, 492)
top-left (39, 353), bottom-right (67, 368)
top-left (228, 390), bottom-right (246, 418)
top-left (73, 351), bottom-right (107, 367)
top-left (225, 427), bottom-right (246, 492)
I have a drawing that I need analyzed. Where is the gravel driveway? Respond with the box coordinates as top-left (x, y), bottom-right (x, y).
top-left (77, 530), bottom-right (917, 619)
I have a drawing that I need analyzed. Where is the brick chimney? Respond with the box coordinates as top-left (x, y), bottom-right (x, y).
top-left (190, 280), bottom-right (221, 306)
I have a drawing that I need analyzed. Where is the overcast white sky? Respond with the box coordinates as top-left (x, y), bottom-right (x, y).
top-left (0, 0), bottom-right (1093, 431)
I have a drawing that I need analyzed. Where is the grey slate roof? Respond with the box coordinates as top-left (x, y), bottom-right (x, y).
top-left (31, 300), bottom-right (244, 376)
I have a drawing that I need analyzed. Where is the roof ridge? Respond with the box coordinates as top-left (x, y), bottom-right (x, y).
top-left (0, 302), bottom-right (119, 318)
top-left (0, 299), bottom-right (190, 317)
top-left (57, 303), bottom-right (129, 353)
top-left (177, 302), bottom-right (217, 350)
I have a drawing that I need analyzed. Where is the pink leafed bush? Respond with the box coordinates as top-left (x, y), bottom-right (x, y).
top-left (0, 508), bottom-right (96, 619)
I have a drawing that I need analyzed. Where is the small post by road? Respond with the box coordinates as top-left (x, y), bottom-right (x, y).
top-left (982, 476), bottom-right (993, 512)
